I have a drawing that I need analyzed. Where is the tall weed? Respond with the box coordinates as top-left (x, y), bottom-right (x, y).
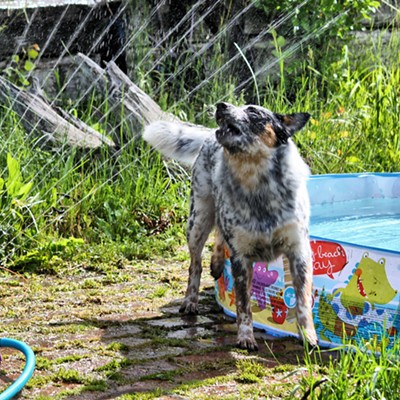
top-left (295, 339), bottom-right (400, 399)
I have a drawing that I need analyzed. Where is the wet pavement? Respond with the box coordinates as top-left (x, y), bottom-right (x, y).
top-left (0, 259), bottom-right (308, 399)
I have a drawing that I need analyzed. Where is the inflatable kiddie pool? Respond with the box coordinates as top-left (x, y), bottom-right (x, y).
top-left (215, 173), bottom-right (400, 349)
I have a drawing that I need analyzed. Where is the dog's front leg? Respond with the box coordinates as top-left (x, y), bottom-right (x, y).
top-left (180, 194), bottom-right (215, 315)
top-left (287, 245), bottom-right (318, 348)
top-left (231, 255), bottom-right (258, 351)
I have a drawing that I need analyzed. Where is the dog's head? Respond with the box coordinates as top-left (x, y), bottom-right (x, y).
top-left (215, 102), bottom-right (310, 154)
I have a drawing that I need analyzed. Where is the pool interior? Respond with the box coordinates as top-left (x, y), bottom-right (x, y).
top-left (310, 197), bottom-right (400, 252)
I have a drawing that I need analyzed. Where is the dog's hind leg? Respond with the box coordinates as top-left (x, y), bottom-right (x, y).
top-left (231, 255), bottom-right (258, 351)
top-left (286, 242), bottom-right (318, 348)
top-left (180, 193), bottom-right (215, 315)
top-left (210, 228), bottom-right (225, 280)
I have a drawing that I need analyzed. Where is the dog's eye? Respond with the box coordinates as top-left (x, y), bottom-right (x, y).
top-left (246, 107), bottom-right (269, 122)
top-left (246, 107), bottom-right (261, 116)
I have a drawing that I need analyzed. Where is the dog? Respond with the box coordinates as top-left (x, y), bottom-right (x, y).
top-left (144, 102), bottom-right (317, 350)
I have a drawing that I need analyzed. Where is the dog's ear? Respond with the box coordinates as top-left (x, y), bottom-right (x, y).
top-left (276, 112), bottom-right (311, 137)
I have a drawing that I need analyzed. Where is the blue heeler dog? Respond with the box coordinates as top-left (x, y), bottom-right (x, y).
top-left (144, 102), bottom-right (317, 350)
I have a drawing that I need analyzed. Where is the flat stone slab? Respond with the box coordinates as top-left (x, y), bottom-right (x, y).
top-left (147, 315), bottom-right (214, 328)
top-left (166, 326), bottom-right (213, 340)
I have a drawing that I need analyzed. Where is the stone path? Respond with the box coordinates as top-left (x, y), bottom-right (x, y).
top-left (0, 258), bottom-right (309, 399)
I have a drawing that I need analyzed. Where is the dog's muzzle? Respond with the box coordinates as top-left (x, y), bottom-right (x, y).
top-left (216, 123), bottom-right (240, 141)
top-left (215, 102), bottom-right (240, 137)
top-left (215, 102), bottom-right (231, 125)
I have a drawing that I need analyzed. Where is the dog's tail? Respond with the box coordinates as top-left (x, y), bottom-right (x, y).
top-left (143, 121), bottom-right (214, 166)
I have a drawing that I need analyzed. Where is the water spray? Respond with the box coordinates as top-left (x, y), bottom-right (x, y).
top-left (0, 0), bottom-right (353, 259)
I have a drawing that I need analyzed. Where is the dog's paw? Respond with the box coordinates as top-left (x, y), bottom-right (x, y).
top-left (237, 322), bottom-right (258, 351)
top-left (299, 328), bottom-right (318, 350)
top-left (179, 299), bottom-right (199, 315)
top-left (236, 328), bottom-right (258, 351)
top-left (236, 336), bottom-right (259, 352)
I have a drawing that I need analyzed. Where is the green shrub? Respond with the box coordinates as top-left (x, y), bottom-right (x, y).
top-left (255, 0), bottom-right (380, 40)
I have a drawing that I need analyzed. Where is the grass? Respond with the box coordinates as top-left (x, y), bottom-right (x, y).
top-left (235, 359), bottom-right (266, 384)
top-left (2, 30), bottom-right (400, 268)
top-left (295, 339), bottom-right (400, 399)
top-left (0, 23), bottom-right (399, 269)
top-left (0, 133), bottom-right (189, 266)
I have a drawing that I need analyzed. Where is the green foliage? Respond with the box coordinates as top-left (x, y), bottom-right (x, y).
top-left (0, 112), bottom-right (189, 267)
top-left (270, 29), bottom-right (287, 96)
top-left (253, 0), bottom-right (381, 100)
top-left (127, 14), bottom-right (241, 126)
top-left (3, 153), bottom-right (33, 199)
top-left (0, 154), bottom-right (39, 260)
top-left (53, 367), bottom-right (84, 384)
top-left (106, 342), bottom-right (129, 352)
top-left (255, 0), bottom-right (380, 39)
top-left (3, 44), bottom-right (40, 87)
top-left (291, 38), bottom-right (400, 173)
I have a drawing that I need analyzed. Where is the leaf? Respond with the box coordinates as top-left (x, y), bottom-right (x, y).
top-left (272, 49), bottom-right (281, 58)
top-left (0, 177), bottom-right (4, 191)
top-left (24, 59), bottom-right (35, 72)
top-left (16, 181), bottom-right (33, 200)
top-left (276, 35), bottom-right (286, 47)
top-left (11, 54), bottom-right (20, 64)
top-left (28, 48), bottom-right (39, 60)
top-left (20, 77), bottom-right (30, 87)
top-left (6, 154), bottom-right (22, 197)
top-left (346, 156), bottom-right (360, 163)
top-left (51, 187), bottom-right (58, 208)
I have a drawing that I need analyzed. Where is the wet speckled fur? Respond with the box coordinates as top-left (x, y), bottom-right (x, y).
top-left (144, 102), bottom-right (317, 350)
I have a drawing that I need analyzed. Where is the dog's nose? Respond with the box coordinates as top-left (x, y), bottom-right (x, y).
top-left (216, 102), bottom-right (229, 111)
top-left (216, 103), bottom-right (231, 121)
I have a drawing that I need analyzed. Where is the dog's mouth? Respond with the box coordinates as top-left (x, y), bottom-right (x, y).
top-left (216, 123), bottom-right (250, 154)
top-left (216, 122), bottom-right (241, 140)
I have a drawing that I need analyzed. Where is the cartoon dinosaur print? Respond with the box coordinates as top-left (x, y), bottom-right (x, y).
top-left (251, 262), bottom-right (279, 310)
top-left (334, 252), bottom-right (397, 317)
